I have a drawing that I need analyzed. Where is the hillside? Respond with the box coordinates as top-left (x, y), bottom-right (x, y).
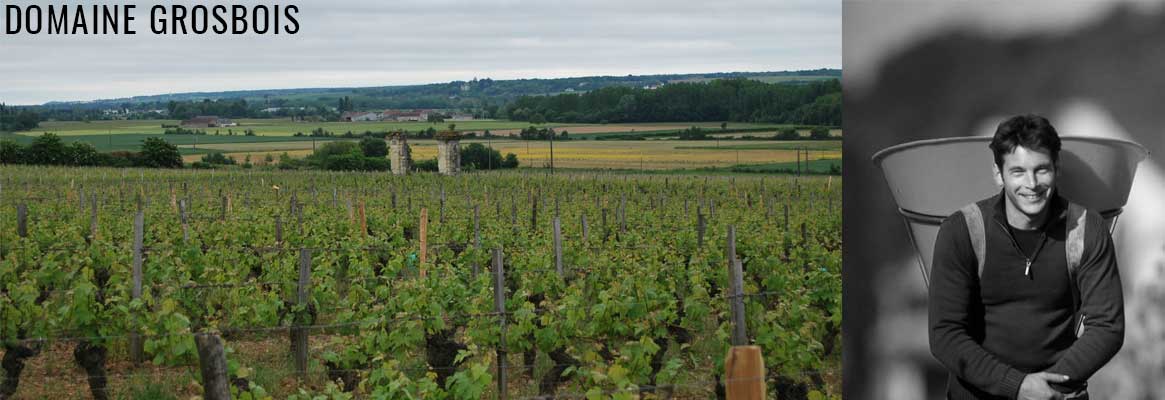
top-left (39, 69), bottom-right (841, 111)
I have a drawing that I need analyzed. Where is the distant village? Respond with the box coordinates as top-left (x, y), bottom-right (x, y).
top-left (167, 109), bottom-right (475, 129)
top-left (338, 109), bottom-right (475, 122)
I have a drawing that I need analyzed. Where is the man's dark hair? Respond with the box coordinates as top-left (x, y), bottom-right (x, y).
top-left (989, 114), bottom-right (1062, 168)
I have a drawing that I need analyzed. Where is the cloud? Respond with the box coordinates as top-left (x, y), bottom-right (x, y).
top-left (0, 0), bottom-right (839, 104)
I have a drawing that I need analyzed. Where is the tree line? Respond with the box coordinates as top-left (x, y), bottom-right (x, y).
top-left (0, 103), bottom-right (41, 132)
top-left (0, 133), bottom-right (182, 168)
top-left (503, 78), bottom-right (841, 126)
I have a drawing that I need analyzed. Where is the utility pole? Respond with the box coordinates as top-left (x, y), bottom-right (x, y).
top-left (549, 126), bottom-right (555, 174)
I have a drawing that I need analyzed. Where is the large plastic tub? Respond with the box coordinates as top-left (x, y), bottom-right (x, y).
top-left (872, 136), bottom-right (1148, 284)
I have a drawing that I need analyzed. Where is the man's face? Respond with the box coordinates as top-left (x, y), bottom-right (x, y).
top-left (994, 145), bottom-right (1057, 224)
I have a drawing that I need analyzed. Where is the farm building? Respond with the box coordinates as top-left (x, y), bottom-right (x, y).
top-left (180, 116), bottom-right (236, 128)
top-left (341, 111), bottom-right (380, 122)
top-left (381, 109), bottom-right (430, 122)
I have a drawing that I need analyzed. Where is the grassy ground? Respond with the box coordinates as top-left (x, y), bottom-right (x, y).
top-left (0, 333), bottom-right (741, 399)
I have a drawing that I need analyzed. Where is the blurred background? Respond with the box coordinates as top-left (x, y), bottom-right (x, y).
top-left (843, 1), bottom-right (1165, 398)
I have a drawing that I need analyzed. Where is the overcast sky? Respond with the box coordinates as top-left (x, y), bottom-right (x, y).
top-left (0, 0), bottom-right (839, 105)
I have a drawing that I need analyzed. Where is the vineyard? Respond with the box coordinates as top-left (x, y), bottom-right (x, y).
top-left (0, 167), bottom-right (840, 399)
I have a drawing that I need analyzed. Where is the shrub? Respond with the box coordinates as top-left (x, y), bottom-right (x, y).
top-left (360, 137), bottom-right (388, 157)
top-left (68, 142), bottom-right (99, 166)
top-left (776, 128), bottom-right (800, 140)
top-left (200, 152), bottom-right (237, 165)
top-left (810, 126), bottom-right (831, 140)
top-left (137, 137), bottom-right (182, 168)
top-left (24, 133), bottom-right (68, 165)
top-left (0, 139), bottom-right (24, 164)
top-left (501, 153), bottom-right (519, 169)
top-left (314, 141), bottom-right (360, 158)
top-left (459, 143), bottom-right (505, 170)
top-left (414, 158), bottom-right (438, 172)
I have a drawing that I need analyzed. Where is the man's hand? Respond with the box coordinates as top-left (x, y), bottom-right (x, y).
top-left (1018, 372), bottom-right (1071, 400)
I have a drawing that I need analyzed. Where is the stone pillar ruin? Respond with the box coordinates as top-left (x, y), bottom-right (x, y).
top-left (435, 131), bottom-right (462, 176)
top-left (389, 132), bottom-right (410, 175)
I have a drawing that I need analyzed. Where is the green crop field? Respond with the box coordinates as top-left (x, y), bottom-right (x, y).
top-left (674, 141), bottom-right (842, 151)
top-left (0, 132), bottom-right (346, 152)
top-left (0, 168), bottom-right (840, 400)
top-left (728, 159), bottom-right (842, 174)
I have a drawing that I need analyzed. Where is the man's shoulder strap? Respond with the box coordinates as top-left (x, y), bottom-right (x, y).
top-left (1065, 201), bottom-right (1090, 338)
top-left (960, 201), bottom-right (1088, 279)
top-left (958, 203), bottom-right (987, 278)
top-left (1065, 202), bottom-right (1088, 278)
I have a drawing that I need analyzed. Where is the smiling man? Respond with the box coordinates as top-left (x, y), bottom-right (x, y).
top-left (928, 114), bottom-right (1124, 400)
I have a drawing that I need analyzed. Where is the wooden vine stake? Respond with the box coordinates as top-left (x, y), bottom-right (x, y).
top-left (472, 205), bottom-right (481, 277)
top-left (726, 226), bottom-right (747, 345)
top-left (130, 204), bottom-right (145, 364)
top-left (492, 248), bottom-right (508, 400)
top-left (419, 208), bottom-right (428, 278)
top-left (195, 333), bottom-right (231, 400)
top-left (784, 203), bottom-right (790, 231)
top-left (89, 195), bottom-right (99, 243)
top-left (725, 345), bottom-right (766, 400)
top-left (724, 225), bottom-right (764, 399)
top-left (358, 200), bottom-right (367, 239)
top-left (179, 199), bottom-right (189, 243)
top-left (274, 215), bottom-right (283, 244)
top-left (696, 207), bottom-right (706, 249)
top-left (619, 193), bottom-right (627, 234)
top-left (581, 214), bottom-right (589, 243)
top-left (553, 217), bottom-right (563, 278)
top-left (346, 198), bottom-right (354, 225)
top-left (293, 248), bottom-right (312, 379)
top-left (16, 203), bottom-right (28, 238)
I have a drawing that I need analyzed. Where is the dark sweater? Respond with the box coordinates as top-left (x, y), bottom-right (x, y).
top-left (928, 192), bottom-right (1124, 399)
